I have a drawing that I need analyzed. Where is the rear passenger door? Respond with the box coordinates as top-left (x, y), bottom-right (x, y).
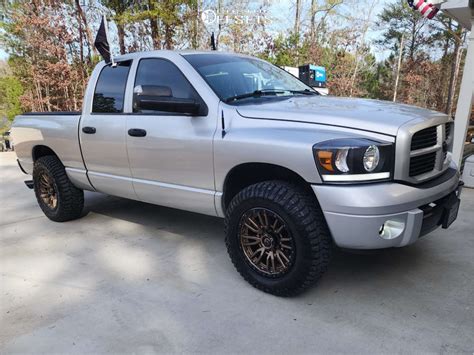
top-left (80, 61), bottom-right (137, 200)
top-left (125, 57), bottom-right (217, 215)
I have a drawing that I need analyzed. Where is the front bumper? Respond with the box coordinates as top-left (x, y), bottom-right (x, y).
top-left (312, 168), bottom-right (461, 249)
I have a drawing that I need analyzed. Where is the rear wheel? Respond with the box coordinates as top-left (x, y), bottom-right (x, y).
top-left (33, 156), bottom-right (84, 222)
top-left (225, 180), bottom-right (332, 296)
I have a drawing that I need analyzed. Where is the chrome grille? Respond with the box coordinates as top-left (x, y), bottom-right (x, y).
top-left (409, 152), bottom-right (437, 177)
top-left (411, 126), bottom-right (437, 150)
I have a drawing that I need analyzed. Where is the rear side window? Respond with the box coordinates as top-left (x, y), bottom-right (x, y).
top-left (92, 61), bottom-right (131, 113)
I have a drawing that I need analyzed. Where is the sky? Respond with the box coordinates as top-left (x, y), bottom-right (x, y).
top-left (0, 0), bottom-right (392, 62)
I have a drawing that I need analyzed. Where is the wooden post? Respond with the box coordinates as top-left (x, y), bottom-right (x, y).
top-left (452, 18), bottom-right (474, 169)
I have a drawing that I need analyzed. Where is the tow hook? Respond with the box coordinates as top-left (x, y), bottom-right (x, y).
top-left (24, 180), bottom-right (34, 189)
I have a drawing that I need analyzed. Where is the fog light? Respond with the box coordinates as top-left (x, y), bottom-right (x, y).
top-left (378, 220), bottom-right (405, 240)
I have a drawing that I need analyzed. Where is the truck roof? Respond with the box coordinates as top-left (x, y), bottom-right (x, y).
top-left (108, 50), bottom-right (251, 63)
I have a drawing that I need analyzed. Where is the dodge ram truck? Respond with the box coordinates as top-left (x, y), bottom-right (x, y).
top-left (11, 51), bottom-right (463, 296)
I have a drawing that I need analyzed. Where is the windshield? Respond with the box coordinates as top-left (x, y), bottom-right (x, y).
top-left (183, 54), bottom-right (315, 103)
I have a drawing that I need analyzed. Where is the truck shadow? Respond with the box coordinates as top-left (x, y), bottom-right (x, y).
top-left (82, 190), bottom-right (428, 293)
top-left (82, 191), bottom-right (224, 240)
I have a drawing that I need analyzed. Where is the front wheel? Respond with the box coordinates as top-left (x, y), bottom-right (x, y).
top-left (225, 181), bottom-right (332, 296)
top-left (33, 155), bottom-right (84, 222)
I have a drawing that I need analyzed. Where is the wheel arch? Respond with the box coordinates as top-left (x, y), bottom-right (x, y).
top-left (222, 162), bottom-right (315, 212)
top-left (32, 145), bottom-right (59, 162)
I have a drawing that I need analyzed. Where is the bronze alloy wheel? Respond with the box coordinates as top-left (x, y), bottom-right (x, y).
top-left (38, 171), bottom-right (58, 210)
top-left (239, 208), bottom-right (295, 276)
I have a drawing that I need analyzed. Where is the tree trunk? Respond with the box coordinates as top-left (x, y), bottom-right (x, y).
top-left (215, 0), bottom-right (223, 50)
top-left (294, 0), bottom-right (301, 34)
top-left (164, 25), bottom-right (173, 49)
top-left (74, 0), bottom-right (94, 59)
top-left (191, 1), bottom-right (199, 49)
top-left (409, 19), bottom-right (416, 61)
top-left (310, 0), bottom-right (317, 41)
top-left (393, 33), bottom-right (405, 102)
top-left (148, 0), bottom-right (161, 49)
top-left (349, 0), bottom-right (376, 97)
top-left (117, 23), bottom-right (126, 54)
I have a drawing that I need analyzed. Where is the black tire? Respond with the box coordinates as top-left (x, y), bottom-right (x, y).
top-left (225, 180), bottom-right (332, 296)
top-left (33, 155), bottom-right (84, 222)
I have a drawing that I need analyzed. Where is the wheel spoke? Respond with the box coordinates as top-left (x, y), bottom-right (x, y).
top-left (275, 224), bottom-right (285, 234)
top-left (275, 250), bottom-right (285, 268)
top-left (252, 247), bottom-right (266, 264)
top-left (276, 249), bottom-right (290, 264)
top-left (266, 251), bottom-right (275, 273)
top-left (241, 235), bottom-right (260, 241)
top-left (263, 210), bottom-right (269, 227)
top-left (257, 211), bottom-right (266, 227)
top-left (239, 208), bottom-right (295, 276)
top-left (247, 217), bottom-right (260, 230)
top-left (242, 240), bottom-right (260, 246)
top-left (280, 243), bottom-right (292, 250)
top-left (38, 172), bottom-right (57, 210)
top-left (244, 223), bottom-right (259, 233)
top-left (271, 218), bottom-right (278, 230)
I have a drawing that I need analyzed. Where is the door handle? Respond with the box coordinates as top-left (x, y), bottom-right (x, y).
top-left (128, 128), bottom-right (147, 137)
top-left (82, 126), bottom-right (96, 134)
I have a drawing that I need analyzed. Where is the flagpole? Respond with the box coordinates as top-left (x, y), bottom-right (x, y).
top-left (103, 14), bottom-right (115, 66)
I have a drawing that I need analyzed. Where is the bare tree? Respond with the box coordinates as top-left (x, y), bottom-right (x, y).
top-left (349, 0), bottom-right (378, 97)
top-left (393, 33), bottom-right (405, 102)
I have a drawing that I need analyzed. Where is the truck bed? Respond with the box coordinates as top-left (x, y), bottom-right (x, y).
top-left (11, 113), bottom-right (85, 175)
top-left (21, 112), bottom-right (81, 116)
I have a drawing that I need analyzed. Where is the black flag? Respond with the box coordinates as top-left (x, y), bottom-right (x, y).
top-left (210, 32), bottom-right (216, 51)
top-left (94, 16), bottom-right (112, 64)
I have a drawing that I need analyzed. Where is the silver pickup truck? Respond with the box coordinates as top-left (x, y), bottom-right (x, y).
top-left (12, 51), bottom-right (462, 296)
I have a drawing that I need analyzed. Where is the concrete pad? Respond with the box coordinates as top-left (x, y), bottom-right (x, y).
top-left (1, 152), bottom-right (473, 353)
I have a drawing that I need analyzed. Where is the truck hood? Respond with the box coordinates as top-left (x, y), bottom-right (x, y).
top-left (236, 96), bottom-right (447, 136)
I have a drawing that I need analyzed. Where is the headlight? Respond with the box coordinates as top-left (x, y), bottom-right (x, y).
top-left (363, 145), bottom-right (380, 172)
top-left (313, 138), bottom-right (393, 183)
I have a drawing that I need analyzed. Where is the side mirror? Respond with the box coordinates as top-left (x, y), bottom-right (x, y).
top-left (134, 85), bottom-right (202, 115)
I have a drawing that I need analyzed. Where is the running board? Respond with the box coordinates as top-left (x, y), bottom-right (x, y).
top-left (24, 180), bottom-right (34, 189)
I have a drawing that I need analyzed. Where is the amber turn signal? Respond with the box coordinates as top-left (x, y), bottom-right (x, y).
top-left (317, 150), bottom-right (334, 172)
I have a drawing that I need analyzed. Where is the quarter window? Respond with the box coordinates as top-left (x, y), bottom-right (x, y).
top-left (92, 61), bottom-right (131, 113)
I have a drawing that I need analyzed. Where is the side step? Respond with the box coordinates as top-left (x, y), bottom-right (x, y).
top-left (24, 180), bottom-right (34, 189)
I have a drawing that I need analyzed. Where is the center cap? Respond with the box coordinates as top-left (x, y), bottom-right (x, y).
top-left (262, 234), bottom-right (274, 248)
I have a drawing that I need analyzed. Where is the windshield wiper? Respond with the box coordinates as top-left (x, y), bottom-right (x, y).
top-left (224, 89), bottom-right (285, 103)
top-left (289, 89), bottom-right (319, 96)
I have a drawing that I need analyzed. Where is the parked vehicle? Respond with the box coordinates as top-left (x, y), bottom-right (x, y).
top-left (11, 51), bottom-right (462, 296)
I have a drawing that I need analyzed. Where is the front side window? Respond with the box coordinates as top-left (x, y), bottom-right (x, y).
top-left (133, 58), bottom-right (199, 113)
top-left (92, 61), bottom-right (131, 113)
top-left (183, 54), bottom-right (315, 103)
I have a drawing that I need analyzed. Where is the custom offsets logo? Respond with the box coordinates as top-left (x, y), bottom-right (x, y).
top-left (201, 9), bottom-right (268, 25)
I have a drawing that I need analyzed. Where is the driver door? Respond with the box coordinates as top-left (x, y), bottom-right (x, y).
top-left (125, 57), bottom-right (217, 215)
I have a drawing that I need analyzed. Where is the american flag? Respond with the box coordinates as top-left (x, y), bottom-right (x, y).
top-left (407, 0), bottom-right (440, 19)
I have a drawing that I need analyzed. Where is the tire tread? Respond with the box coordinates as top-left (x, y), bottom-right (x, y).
top-left (33, 155), bottom-right (84, 222)
top-left (225, 180), bottom-right (332, 296)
